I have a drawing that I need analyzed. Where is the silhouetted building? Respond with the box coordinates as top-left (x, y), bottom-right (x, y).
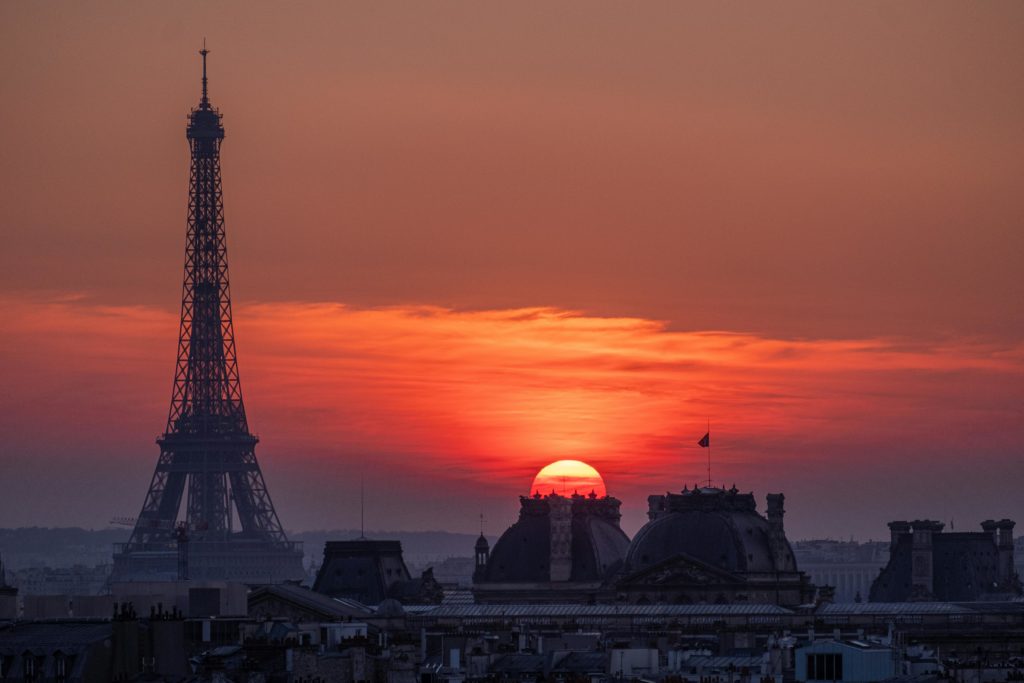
top-left (616, 487), bottom-right (814, 606)
top-left (0, 621), bottom-right (114, 681)
top-left (314, 539), bottom-right (443, 605)
top-left (112, 49), bottom-right (303, 583)
top-left (472, 491), bottom-right (631, 603)
top-left (11, 564), bottom-right (111, 597)
top-left (869, 518), bottom-right (1021, 602)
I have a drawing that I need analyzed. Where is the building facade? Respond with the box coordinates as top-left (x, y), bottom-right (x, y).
top-left (870, 518), bottom-right (1020, 602)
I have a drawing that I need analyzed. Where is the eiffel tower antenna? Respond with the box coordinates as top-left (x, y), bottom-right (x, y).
top-left (199, 39), bottom-right (209, 108)
top-left (112, 47), bottom-right (303, 582)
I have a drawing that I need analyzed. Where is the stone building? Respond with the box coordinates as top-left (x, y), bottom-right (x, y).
top-left (615, 486), bottom-right (814, 606)
top-left (472, 491), bottom-right (631, 603)
top-left (869, 518), bottom-right (1021, 602)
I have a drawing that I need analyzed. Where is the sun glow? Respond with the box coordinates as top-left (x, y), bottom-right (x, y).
top-left (4, 294), bottom-right (1024, 533)
top-left (531, 460), bottom-right (607, 498)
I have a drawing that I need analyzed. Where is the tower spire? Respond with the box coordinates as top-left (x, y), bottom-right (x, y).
top-left (199, 40), bottom-right (210, 109)
top-left (113, 50), bottom-right (303, 584)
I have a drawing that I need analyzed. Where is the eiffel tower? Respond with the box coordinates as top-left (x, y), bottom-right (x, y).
top-left (112, 49), bottom-right (304, 583)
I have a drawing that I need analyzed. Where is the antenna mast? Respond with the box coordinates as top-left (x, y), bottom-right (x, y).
top-left (359, 475), bottom-right (365, 539)
top-left (707, 419), bottom-right (711, 488)
top-left (199, 40), bottom-right (210, 108)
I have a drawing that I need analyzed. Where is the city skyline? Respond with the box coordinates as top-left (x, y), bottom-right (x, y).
top-left (1, 2), bottom-right (1022, 540)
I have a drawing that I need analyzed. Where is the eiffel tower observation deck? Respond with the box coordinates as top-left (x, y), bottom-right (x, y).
top-left (112, 49), bottom-right (304, 583)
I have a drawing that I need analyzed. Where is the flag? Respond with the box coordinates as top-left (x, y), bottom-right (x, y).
top-left (698, 432), bottom-right (710, 448)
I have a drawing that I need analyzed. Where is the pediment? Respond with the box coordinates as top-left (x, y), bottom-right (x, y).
top-left (618, 552), bottom-right (743, 587)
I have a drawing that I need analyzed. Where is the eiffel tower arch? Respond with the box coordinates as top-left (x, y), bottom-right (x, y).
top-left (112, 49), bottom-right (304, 583)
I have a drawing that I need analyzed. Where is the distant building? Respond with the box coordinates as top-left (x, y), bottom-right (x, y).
top-left (869, 519), bottom-right (1021, 602)
top-left (472, 491), bottom-right (631, 604)
top-left (10, 563), bottom-right (110, 597)
top-left (313, 539), bottom-right (443, 605)
top-left (616, 487), bottom-right (814, 606)
top-left (793, 539), bottom-right (889, 602)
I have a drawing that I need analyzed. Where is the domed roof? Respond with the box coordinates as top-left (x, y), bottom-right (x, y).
top-left (376, 598), bottom-right (406, 617)
top-left (625, 488), bottom-right (797, 575)
top-left (475, 533), bottom-right (490, 551)
top-left (482, 493), bottom-right (630, 583)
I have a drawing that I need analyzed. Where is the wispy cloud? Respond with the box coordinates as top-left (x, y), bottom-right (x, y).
top-left (1, 294), bottom-right (1021, 535)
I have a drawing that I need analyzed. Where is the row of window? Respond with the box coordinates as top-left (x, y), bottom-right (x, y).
top-left (0, 652), bottom-right (73, 683)
top-left (806, 653), bottom-right (843, 681)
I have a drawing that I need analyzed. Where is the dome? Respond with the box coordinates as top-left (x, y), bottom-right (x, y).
top-left (376, 598), bottom-right (406, 617)
top-left (624, 488), bottom-right (797, 575)
top-left (482, 493), bottom-right (630, 583)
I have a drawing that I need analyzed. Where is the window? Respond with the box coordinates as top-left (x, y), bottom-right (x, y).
top-left (55, 653), bottom-right (69, 683)
top-left (23, 653), bottom-right (37, 683)
top-left (806, 653), bottom-right (843, 681)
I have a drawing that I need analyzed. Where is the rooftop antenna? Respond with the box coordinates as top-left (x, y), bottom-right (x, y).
top-left (199, 39), bottom-right (210, 108)
top-left (359, 474), bottom-right (366, 540)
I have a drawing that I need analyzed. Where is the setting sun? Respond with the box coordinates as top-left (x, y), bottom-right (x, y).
top-left (530, 460), bottom-right (607, 498)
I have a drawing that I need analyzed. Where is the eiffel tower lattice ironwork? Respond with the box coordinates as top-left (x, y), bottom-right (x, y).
top-left (114, 48), bottom-right (302, 581)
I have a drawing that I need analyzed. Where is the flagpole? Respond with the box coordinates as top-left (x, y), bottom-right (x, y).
top-left (706, 419), bottom-right (711, 488)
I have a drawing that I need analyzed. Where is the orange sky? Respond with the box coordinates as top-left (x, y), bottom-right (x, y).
top-left (1, 2), bottom-right (1023, 538)
top-left (1, 294), bottom-right (1021, 537)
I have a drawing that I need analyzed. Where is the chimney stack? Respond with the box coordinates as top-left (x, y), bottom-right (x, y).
top-left (887, 521), bottom-right (911, 553)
